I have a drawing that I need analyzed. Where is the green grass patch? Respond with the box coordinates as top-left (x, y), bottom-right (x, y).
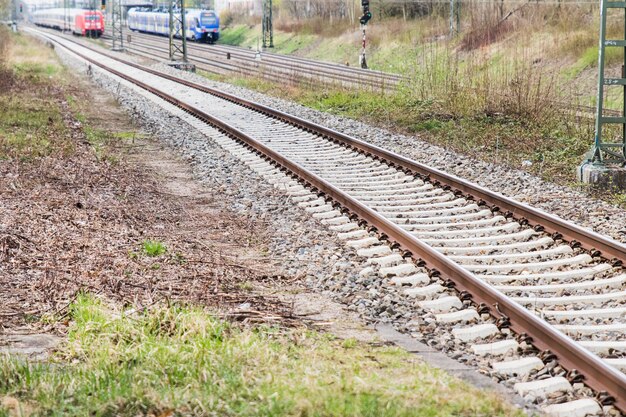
top-left (219, 24), bottom-right (254, 45)
top-left (567, 45), bottom-right (623, 78)
top-left (0, 295), bottom-right (523, 416)
top-left (0, 94), bottom-right (71, 160)
top-left (143, 240), bottom-right (167, 257)
top-left (612, 193), bottom-right (626, 208)
top-left (0, 31), bottom-right (75, 160)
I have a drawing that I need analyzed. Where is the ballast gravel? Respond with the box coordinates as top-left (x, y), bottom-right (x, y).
top-left (47, 38), bottom-right (623, 416)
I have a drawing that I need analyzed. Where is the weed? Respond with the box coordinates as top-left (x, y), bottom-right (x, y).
top-left (0, 94), bottom-right (71, 160)
top-left (611, 193), bottom-right (626, 208)
top-left (342, 338), bottom-right (358, 349)
top-left (237, 281), bottom-right (253, 291)
top-left (173, 252), bottom-right (186, 264)
top-left (0, 31), bottom-right (75, 161)
top-left (142, 240), bottom-right (166, 257)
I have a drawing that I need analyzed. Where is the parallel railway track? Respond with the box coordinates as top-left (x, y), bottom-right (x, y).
top-left (31, 28), bottom-right (626, 415)
top-left (99, 30), bottom-right (623, 120)
top-left (101, 30), bottom-right (403, 91)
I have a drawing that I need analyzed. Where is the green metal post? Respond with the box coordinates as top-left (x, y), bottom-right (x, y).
top-left (591, 0), bottom-right (626, 165)
top-left (593, 0), bottom-right (607, 161)
top-left (623, 6), bottom-right (626, 159)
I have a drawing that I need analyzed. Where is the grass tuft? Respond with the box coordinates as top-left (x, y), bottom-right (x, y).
top-left (0, 295), bottom-right (524, 416)
top-left (143, 240), bottom-right (167, 257)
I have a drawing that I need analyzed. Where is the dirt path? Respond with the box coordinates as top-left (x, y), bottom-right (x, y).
top-left (0, 48), bottom-right (382, 357)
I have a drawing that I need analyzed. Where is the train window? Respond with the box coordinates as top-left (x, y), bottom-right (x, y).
top-left (201, 13), bottom-right (216, 25)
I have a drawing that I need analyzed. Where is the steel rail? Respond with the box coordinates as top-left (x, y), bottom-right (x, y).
top-left (38, 31), bottom-right (626, 412)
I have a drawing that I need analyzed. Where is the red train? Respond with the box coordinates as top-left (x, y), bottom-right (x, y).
top-left (32, 8), bottom-right (104, 37)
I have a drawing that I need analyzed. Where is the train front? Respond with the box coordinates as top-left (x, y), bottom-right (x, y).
top-left (198, 10), bottom-right (219, 43)
top-left (84, 10), bottom-right (104, 37)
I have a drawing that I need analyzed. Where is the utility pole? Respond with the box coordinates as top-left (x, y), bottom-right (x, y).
top-left (168, 0), bottom-right (193, 70)
top-left (578, 0), bottom-right (626, 189)
top-left (64, 0), bottom-right (69, 32)
top-left (110, 0), bottom-right (124, 51)
top-left (449, 0), bottom-right (460, 36)
top-left (10, 0), bottom-right (17, 31)
top-left (169, 0), bottom-right (187, 61)
top-left (262, 0), bottom-right (273, 48)
top-left (359, 0), bottom-right (371, 69)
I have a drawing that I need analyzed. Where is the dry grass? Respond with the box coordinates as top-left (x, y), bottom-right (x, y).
top-left (275, 16), bottom-right (351, 37)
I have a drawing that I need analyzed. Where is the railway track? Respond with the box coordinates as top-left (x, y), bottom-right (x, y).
top-left (99, 30), bottom-right (620, 120)
top-left (100, 30), bottom-right (403, 91)
top-left (31, 28), bottom-right (626, 416)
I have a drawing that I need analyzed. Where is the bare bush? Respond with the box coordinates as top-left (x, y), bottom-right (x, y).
top-left (0, 25), bottom-right (8, 57)
top-left (0, 0), bottom-right (9, 20)
top-left (0, 26), bottom-right (13, 92)
top-left (275, 16), bottom-right (350, 36)
top-left (281, 0), bottom-right (352, 22)
top-left (406, 42), bottom-right (563, 124)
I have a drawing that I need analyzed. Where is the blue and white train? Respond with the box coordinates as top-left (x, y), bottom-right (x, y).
top-left (127, 8), bottom-right (219, 43)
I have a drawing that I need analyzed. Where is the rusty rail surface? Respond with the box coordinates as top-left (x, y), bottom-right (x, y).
top-left (39, 30), bottom-right (626, 412)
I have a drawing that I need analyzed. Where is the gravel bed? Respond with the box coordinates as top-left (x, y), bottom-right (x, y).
top-left (148, 62), bottom-right (626, 245)
top-left (48, 40), bottom-right (622, 415)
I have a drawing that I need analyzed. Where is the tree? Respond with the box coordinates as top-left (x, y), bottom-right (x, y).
top-left (0, 0), bottom-right (11, 20)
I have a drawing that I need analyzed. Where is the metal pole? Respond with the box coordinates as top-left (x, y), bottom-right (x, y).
top-left (623, 7), bottom-right (626, 161)
top-left (593, 0), bottom-right (607, 161)
top-left (10, 0), bottom-right (17, 22)
top-left (269, 0), bottom-right (274, 48)
top-left (360, 25), bottom-right (367, 69)
top-left (180, 0), bottom-right (187, 62)
top-left (262, 0), bottom-right (273, 48)
top-left (169, 0), bottom-right (175, 60)
top-left (111, 0), bottom-right (124, 51)
top-left (359, 0), bottom-right (371, 68)
top-left (449, 0), bottom-right (459, 36)
top-left (456, 0), bottom-right (460, 33)
top-left (449, 0), bottom-right (453, 34)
